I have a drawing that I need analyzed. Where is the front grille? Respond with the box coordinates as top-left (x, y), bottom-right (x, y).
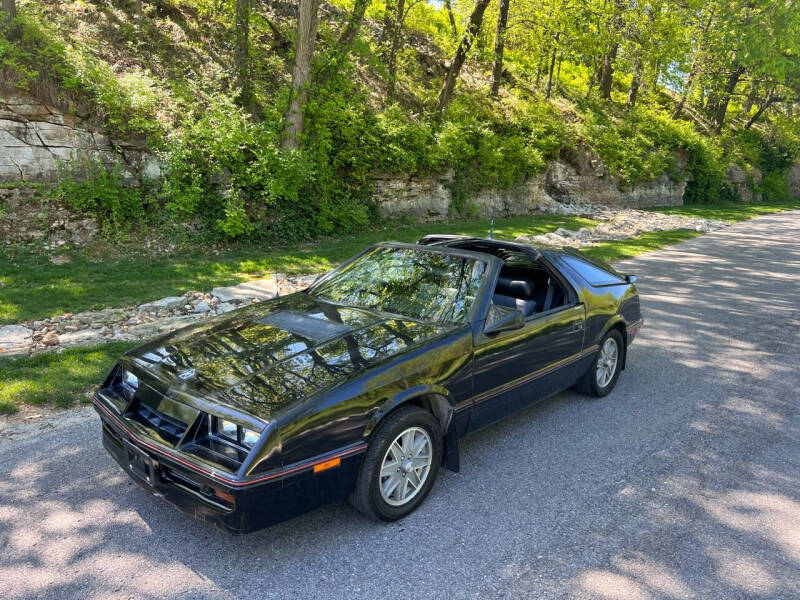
top-left (126, 400), bottom-right (188, 445)
top-left (182, 438), bottom-right (247, 471)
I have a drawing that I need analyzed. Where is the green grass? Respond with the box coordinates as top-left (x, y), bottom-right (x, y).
top-left (0, 214), bottom-right (596, 325)
top-left (0, 342), bottom-right (136, 413)
top-left (649, 198), bottom-right (800, 223)
top-left (581, 230), bottom-right (704, 263)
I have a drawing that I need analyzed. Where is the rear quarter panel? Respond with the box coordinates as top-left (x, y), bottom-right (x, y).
top-left (551, 254), bottom-right (641, 348)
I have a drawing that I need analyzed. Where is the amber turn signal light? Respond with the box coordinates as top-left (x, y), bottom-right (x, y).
top-left (213, 488), bottom-right (235, 505)
top-left (313, 457), bottom-right (341, 473)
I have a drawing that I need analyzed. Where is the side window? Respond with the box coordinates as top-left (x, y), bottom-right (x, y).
top-left (492, 252), bottom-right (570, 317)
top-left (561, 255), bottom-right (625, 286)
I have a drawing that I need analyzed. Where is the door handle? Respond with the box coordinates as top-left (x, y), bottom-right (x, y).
top-left (573, 320), bottom-right (584, 331)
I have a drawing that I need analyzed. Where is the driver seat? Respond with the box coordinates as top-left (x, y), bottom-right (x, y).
top-left (493, 277), bottom-right (537, 316)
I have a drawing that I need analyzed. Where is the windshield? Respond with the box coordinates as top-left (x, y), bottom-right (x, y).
top-left (309, 246), bottom-right (487, 324)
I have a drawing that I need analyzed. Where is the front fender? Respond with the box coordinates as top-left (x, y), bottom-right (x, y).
top-left (363, 384), bottom-right (454, 438)
top-left (364, 385), bottom-right (460, 473)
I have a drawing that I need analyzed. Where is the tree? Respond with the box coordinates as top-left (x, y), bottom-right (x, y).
top-left (337, 0), bottom-right (370, 50)
top-left (712, 62), bottom-right (744, 132)
top-left (490, 0), bottom-right (511, 96)
top-left (598, 0), bottom-right (625, 100)
top-left (673, 4), bottom-right (717, 119)
top-left (385, 0), bottom-right (426, 99)
top-left (386, 0), bottom-right (406, 99)
top-left (445, 0), bottom-right (458, 40)
top-left (281, 0), bottom-right (320, 150)
top-left (1, 0), bottom-right (16, 22)
top-left (435, 0), bottom-right (492, 117)
top-left (234, 0), bottom-right (251, 106)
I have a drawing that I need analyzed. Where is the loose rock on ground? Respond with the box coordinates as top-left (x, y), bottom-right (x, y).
top-left (0, 274), bottom-right (318, 357)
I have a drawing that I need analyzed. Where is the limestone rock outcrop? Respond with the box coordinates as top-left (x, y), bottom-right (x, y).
top-left (0, 85), bottom-right (159, 183)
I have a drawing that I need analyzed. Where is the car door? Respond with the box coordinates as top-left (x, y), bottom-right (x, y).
top-left (469, 271), bottom-right (586, 431)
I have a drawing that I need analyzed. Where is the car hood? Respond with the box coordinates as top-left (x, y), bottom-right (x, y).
top-left (122, 293), bottom-right (450, 421)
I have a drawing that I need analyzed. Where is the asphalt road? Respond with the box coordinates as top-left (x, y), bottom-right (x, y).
top-left (1, 211), bottom-right (799, 600)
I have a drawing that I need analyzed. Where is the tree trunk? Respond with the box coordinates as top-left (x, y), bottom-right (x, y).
top-left (386, 0), bottom-right (406, 100)
top-left (1, 0), bottom-right (16, 21)
top-left (234, 0), bottom-right (251, 106)
top-left (337, 0), bottom-right (369, 49)
top-left (535, 54), bottom-right (545, 87)
top-left (545, 33), bottom-right (560, 99)
top-left (490, 0), bottom-right (510, 96)
top-left (599, 44), bottom-right (618, 100)
top-left (281, 0), bottom-right (320, 150)
top-left (742, 83), bottom-right (758, 116)
top-left (555, 55), bottom-right (562, 90)
top-left (673, 7), bottom-right (715, 119)
top-left (745, 89), bottom-right (780, 129)
top-left (445, 0), bottom-right (458, 39)
top-left (435, 0), bottom-right (492, 117)
top-left (627, 54), bottom-right (642, 107)
top-left (712, 63), bottom-right (744, 133)
top-left (672, 65), bottom-right (696, 119)
top-left (381, 0), bottom-right (396, 45)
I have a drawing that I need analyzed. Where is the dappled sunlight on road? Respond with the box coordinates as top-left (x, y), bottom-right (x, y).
top-left (699, 491), bottom-right (800, 564)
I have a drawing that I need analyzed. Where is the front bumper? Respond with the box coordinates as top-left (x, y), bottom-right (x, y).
top-left (95, 400), bottom-right (363, 533)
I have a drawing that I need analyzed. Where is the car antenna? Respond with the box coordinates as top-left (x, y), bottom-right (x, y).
top-left (488, 218), bottom-right (494, 240)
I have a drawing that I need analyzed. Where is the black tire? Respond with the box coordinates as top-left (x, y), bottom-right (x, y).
top-left (350, 405), bottom-right (442, 522)
top-left (574, 329), bottom-right (624, 397)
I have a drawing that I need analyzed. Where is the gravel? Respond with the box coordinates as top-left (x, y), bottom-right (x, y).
top-left (0, 211), bottom-right (798, 599)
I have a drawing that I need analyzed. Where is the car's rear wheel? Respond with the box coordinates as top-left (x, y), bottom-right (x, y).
top-left (350, 405), bottom-right (442, 521)
top-left (575, 329), bottom-right (623, 397)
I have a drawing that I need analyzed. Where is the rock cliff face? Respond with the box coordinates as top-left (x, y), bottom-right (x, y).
top-left (372, 148), bottom-right (688, 221)
top-left (0, 187), bottom-right (98, 247)
top-left (726, 164), bottom-right (762, 203)
top-left (0, 86), bottom-right (159, 183)
top-left (788, 163), bottom-right (800, 197)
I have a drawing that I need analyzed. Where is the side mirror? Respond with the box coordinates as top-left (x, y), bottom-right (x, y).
top-left (483, 308), bottom-right (525, 335)
top-left (625, 274), bottom-right (638, 284)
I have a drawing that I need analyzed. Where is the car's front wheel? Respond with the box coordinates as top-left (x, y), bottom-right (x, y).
top-left (350, 405), bottom-right (442, 521)
top-left (575, 329), bottom-right (623, 397)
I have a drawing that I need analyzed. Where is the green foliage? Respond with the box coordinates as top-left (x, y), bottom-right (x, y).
top-left (680, 138), bottom-right (727, 205)
top-left (430, 94), bottom-right (566, 214)
top-left (163, 83), bottom-right (379, 242)
top-left (49, 158), bottom-right (152, 225)
top-left (1, 11), bottom-right (168, 142)
top-left (584, 106), bottom-right (682, 185)
top-left (580, 104), bottom-right (731, 204)
top-left (759, 171), bottom-right (792, 202)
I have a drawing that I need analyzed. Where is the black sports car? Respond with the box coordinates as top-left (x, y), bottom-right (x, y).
top-left (93, 235), bottom-right (642, 532)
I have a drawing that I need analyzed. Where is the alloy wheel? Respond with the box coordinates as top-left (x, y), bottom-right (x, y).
top-left (378, 426), bottom-right (433, 507)
top-left (596, 337), bottom-right (619, 388)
